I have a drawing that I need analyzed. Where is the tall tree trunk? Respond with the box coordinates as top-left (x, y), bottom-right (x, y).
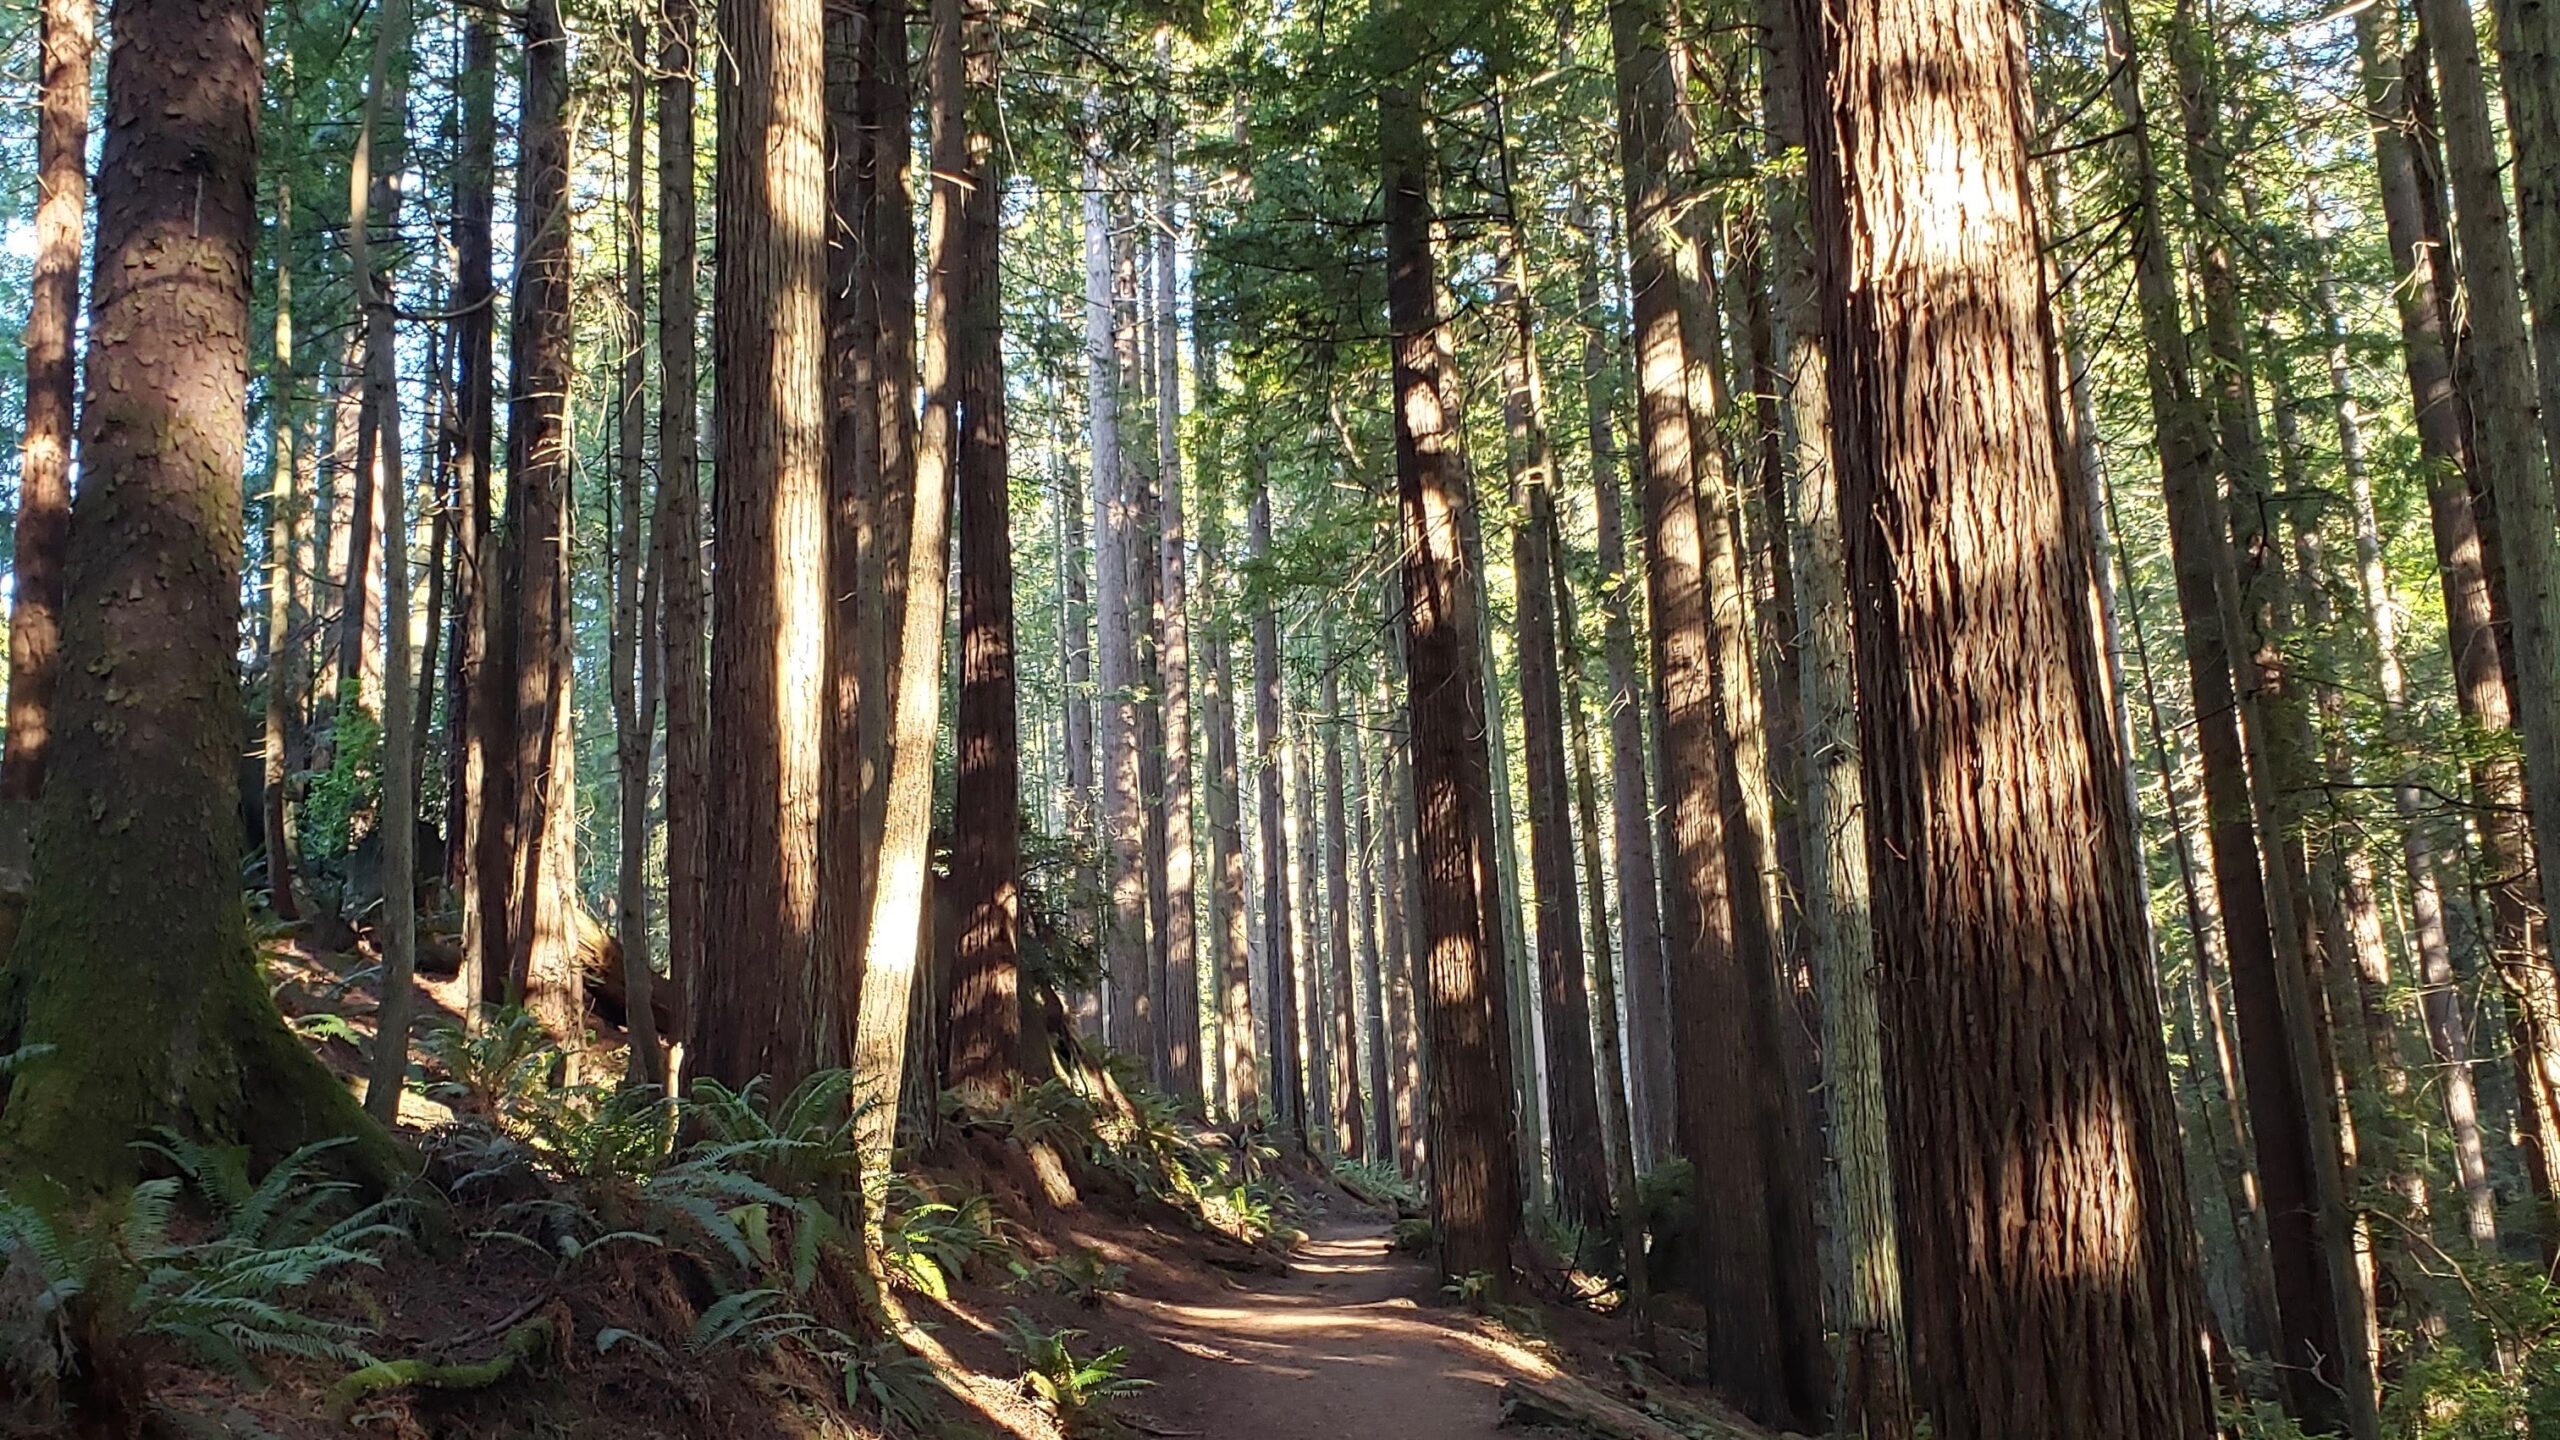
top-left (654, 0), bottom-right (706, 1047)
top-left (1349, 703), bottom-right (1391, 1160)
top-left (262, 168), bottom-right (306, 923)
top-left (946, 0), bottom-right (1019, 1108)
top-left (850, 0), bottom-right (958, 1159)
top-left (1321, 652), bottom-right (1363, 1157)
top-left (0, 0), bottom-right (394, 1190)
top-left (1154, 80), bottom-right (1202, 1105)
top-left (352, 0), bottom-right (418, 1125)
top-left (1496, 165), bottom-right (1609, 1230)
top-left (698, 0), bottom-right (831, 1088)
top-left (1769, 0), bottom-right (1901, 1406)
top-left (1574, 203), bottom-right (1672, 1170)
top-left (611, 53), bottom-right (661, 1091)
top-left (1250, 463), bottom-right (1302, 1130)
top-left (1609, 0), bottom-right (1808, 1416)
top-left (1292, 707), bottom-right (1329, 1132)
top-left (1201, 420), bottom-right (1257, 1118)
top-left (1090, 163), bottom-right (1151, 1063)
top-left (1797, 0), bottom-right (2220, 1425)
top-left (0, 0), bottom-right (90, 811)
top-left (1377, 617), bottom-right (1421, 1172)
top-left (2099, 1), bottom-right (2366, 1422)
top-left (453, 13), bottom-right (502, 1014)
top-left (1382, 72), bottom-right (1521, 1290)
top-left (2393, 0), bottom-right (2560, 1261)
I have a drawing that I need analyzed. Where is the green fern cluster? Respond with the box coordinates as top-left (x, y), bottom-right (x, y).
top-left (1007, 1248), bottom-right (1128, 1308)
top-left (879, 1176), bottom-right (1018, 1300)
top-left (1002, 1308), bottom-right (1149, 1437)
top-left (0, 1131), bottom-right (406, 1404)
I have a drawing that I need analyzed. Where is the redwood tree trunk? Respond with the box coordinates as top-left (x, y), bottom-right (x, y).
top-left (1, 0), bottom-right (91, 809)
top-left (0, 0), bottom-right (392, 1191)
top-left (1250, 465), bottom-right (1302, 1130)
top-left (654, 0), bottom-right (706, 1044)
top-left (1382, 73), bottom-right (1520, 1295)
top-left (1799, 0), bottom-right (2220, 1426)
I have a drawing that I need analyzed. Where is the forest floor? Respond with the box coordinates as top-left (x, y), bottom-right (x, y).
top-left (98, 933), bottom-right (1779, 1440)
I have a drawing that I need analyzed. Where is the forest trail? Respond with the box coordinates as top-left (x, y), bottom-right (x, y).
top-left (1109, 1217), bottom-right (1533, 1440)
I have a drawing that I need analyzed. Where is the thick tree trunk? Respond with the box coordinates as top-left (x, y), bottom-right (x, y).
top-left (0, 0), bottom-right (89, 810)
top-left (0, 0), bottom-right (394, 1191)
top-left (654, 0), bottom-right (706, 1047)
top-left (946, 0), bottom-right (1019, 1109)
top-left (1797, 0), bottom-right (2220, 1426)
top-left (1382, 75), bottom-right (1520, 1291)
top-left (502, 0), bottom-right (583, 1058)
top-left (697, 0), bottom-right (831, 1089)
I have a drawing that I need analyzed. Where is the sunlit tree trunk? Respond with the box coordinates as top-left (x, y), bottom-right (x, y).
top-left (0, 0), bottom-right (91, 814)
top-left (850, 0), bottom-right (959, 1156)
top-left (1090, 160), bottom-right (1151, 1062)
top-left (1798, 0), bottom-right (2219, 1424)
top-left (1382, 73), bottom-right (1520, 1289)
top-left (697, 0), bottom-right (831, 1089)
top-left (1201, 412), bottom-right (1258, 1118)
top-left (1154, 71), bottom-right (1203, 1104)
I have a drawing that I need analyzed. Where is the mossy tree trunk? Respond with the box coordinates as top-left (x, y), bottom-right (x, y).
top-left (0, 0), bottom-right (394, 1194)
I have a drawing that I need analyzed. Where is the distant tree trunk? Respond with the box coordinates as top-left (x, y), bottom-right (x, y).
top-left (1374, 647), bottom-right (1420, 1171)
top-left (697, 0), bottom-right (831, 1089)
top-left (1201, 435), bottom-right (1258, 1118)
top-left (2100, 0), bottom-right (2367, 1424)
top-left (1548, 517), bottom-right (1650, 1302)
top-left (945, 0), bottom-right (1019, 1109)
top-left (611, 52), bottom-right (661, 1091)
top-left (654, 0), bottom-right (706, 1046)
top-left (1609, 0), bottom-right (1808, 1417)
top-left (1573, 203), bottom-right (1671, 1170)
top-left (1767, 0), bottom-right (1900, 1408)
top-left (0, 0), bottom-right (89, 811)
top-left (352, 0), bottom-right (418, 1125)
top-left (2379, 0), bottom-right (2560, 1258)
top-left (849, 0), bottom-right (958, 1158)
top-left (1382, 73), bottom-right (1521, 1291)
top-left (453, 13), bottom-right (503, 1014)
top-left (1796, 0), bottom-right (2221, 1425)
top-left (0, 0), bottom-right (394, 1191)
top-left (1250, 464), bottom-right (1302, 1130)
top-left (1349, 701), bottom-right (1392, 1160)
top-left (1064, 427), bottom-right (1098, 1033)
top-left (1321, 653), bottom-right (1363, 1157)
top-left (1292, 709), bottom-right (1329, 1130)
top-left (1090, 162), bottom-right (1150, 1063)
top-left (262, 171), bottom-right (306, 923)
top-left (1154, 85), bottom-right (1203, 1105)
top-left (1496, 173), bottom-right (1609, 1229)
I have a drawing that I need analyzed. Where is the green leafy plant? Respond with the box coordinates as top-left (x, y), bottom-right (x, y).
top-left (842, 1334), bottom-right (949, 1431)
top-left (1008, 1248), bottom-right (1127, 1308)
top-left (881, 1178), bottom-right (1017, 1300)
top-left (1003, 1309), bottom-right (1148, 1437)
top-left (420, 1008), bottom-right (558, 1121)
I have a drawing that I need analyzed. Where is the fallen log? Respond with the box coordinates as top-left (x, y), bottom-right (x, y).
top-left (1497, 1374), bottom-right (1732, 1440)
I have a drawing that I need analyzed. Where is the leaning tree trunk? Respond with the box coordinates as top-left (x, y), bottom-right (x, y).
top-left (0, 0), bottom-right (395, 1192)
top-left (850, 0), bottom-right (958, 1161)
top-left (1382, 71), bottom-right (1521, 1294)
top-left (0, 0), bottom-right (90, 813)
top-left (1797, 0), bottom-right (2220, 1426)
top-left (697, 0), bottom-right (832, 1090)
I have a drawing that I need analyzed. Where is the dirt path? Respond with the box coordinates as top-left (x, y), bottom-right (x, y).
top-left (1109, 1218), bottom-right (1538, 1440)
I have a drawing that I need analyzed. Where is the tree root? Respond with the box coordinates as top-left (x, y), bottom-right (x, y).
top-left (325, 1315), bottom-right (555, 1421)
